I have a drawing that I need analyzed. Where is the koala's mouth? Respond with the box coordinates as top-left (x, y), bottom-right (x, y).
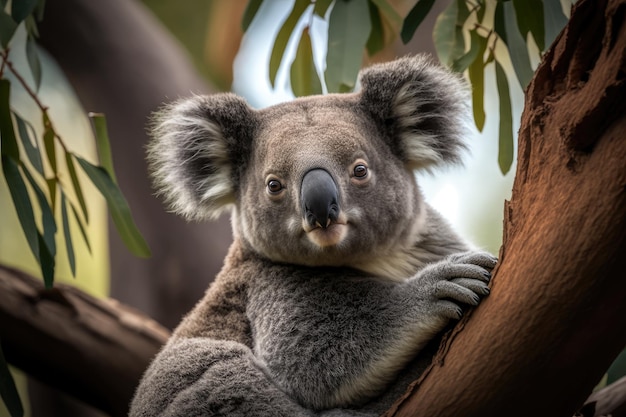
top-left (304, 222), bottom-right (348, 248)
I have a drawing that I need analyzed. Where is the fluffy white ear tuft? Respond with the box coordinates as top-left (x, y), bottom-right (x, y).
top-left (147, 93), bottom-right (255, 220)
top-left (359, 54), bottom-right (471, 171)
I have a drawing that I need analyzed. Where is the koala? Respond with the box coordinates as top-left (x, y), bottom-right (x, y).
top-left (129, 55), bottom-right (496, 417)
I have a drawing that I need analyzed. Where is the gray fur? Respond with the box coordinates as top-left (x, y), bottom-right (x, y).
top-left (130, 55), bottom-right (495, 417)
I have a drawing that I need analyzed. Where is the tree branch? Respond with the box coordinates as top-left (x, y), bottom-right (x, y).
top-left (386, 0), bottom-right (626, 415)
top-left (0, 265), bottom-right (169, 416)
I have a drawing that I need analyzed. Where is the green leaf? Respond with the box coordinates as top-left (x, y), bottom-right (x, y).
top-left (65, 152), bottom-right (89, 223)
top-left (493, 1), bottom-right (507, 45)
top-left (495, 60), bottom-right (514, 175)
top-left (0, 80), bottom-right (19, 160)
top-left (42, 113), bottom-right (57, 172)
top-left (475, 0), bottom-right (487, 23)
top-left (401, 0), bottom-right (436, 44)
top-left (2, 156), bottom-right (40, 264)
top-left (46, 177), bottom-right (56, 210)
top-left (543, 0), bottom-right (567, 49)
top-left (11, 0), bottom-right (37, 23)
top-left (452, 28), bottom-right (482, 73)
top-left (242, 0), bottom-right (263, 31)
top-left (433, 0), bottom-right (469, 68)
top-left (13, 112), bottom-right (44, 175)
top-left (21, 164), bottom-right (56, 263)
top-left (290, 27), bottom-right (322, 97)
top-left (607, 348), bottom-right (626, 384)
top-left (26, 36), bottom-right (42, 91)
top-left (69, 201), bottom-right (91, 254)
top-left (501, 1), bottom-right (534, 89)
top-left (369, 0), bottom-right (402, 25)
top-left (88, 113), bottom-right (117, 183)
top-left (269, 0), bottom-right (309, 87)
top-left (325, 0), bottom-right (371, 93)
top-left (0, 10), bottom-right (18, 49)
top-left (512, 0), bottom-right (544, 51)
top-left (60, 193), bottom-right (76, 276)
top-left (0, 339), bottom-right (23, 417)
top-left (366, 1), bottom-right (385, 56)
top-left (76, 156), bottom-right (151, 258)
top-left (313, 0), bottom-right (333, 17)
top-left (36, 231), bottom-right (54, 288)
top-left (466, 30), bottom-right (488, 132)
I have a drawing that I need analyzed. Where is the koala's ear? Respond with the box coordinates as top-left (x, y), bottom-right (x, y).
top-left (147, 93), bottom-right (256, 220)
top-left (358, 54), bottom-right (470, 170)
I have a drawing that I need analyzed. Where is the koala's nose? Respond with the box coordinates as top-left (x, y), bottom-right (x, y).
top-left (301, 169), bottom-right (340, 229)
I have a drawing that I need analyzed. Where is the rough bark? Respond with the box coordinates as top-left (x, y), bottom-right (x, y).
top-left (385, 0), bottom-right (626, 416)
top-left (0, 265), bottom-right (169, 417)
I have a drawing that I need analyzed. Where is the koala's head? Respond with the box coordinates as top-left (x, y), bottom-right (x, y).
top-left (148, 55), bottom-right (469, 274)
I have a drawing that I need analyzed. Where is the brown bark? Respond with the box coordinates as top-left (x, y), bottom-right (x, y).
top-left (385, 0), bottom-right (626, 416)
top-left (0, 265), bottom-right (169, 417)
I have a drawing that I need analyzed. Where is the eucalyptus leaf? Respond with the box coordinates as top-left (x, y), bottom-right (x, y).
top-left (42, 113), bottom-right (57, 172)
top-left (0, 10), bottom-right (18, 49)
top-left (241, 0), bottom-right (263, 31)
top-left (0, 80), bottom-right (19, 160)
top-left (502, 1), bottom-right (534, 89)
top-left (26, 35), bottom-right (42, 91)
top-left (69, 201), bottom-right (92, 254)
top-left (544, 0), bottom-right (568, 49)
top-left (313, 0), bottom-right (333, 17)
top-left (0, 340), bottom-right (23, 417)
top-left (369, 0), bottom-right (402, 25)
top-left (10, 0), bottom-right (37, 23)
top-left (37, 231), bottom-right (55, 288)
top-left (433, 0), bottom-right (468, 68)
top-left (452, 28), bottom-right (482, 73)
top-left (607, 348), bottom-right (626, 384)
top-left (2, 155), bottom-right (40, 264)
top-left (46, 177), bottom-right (56, 211)
top-left (88, 113), bottom-right (117, 183)
top-left (21, 164), bottom-right (56, 263)
top-left (61, 193), bottom-right (76, 276)
top-left (269, 0), bottom-right (309, 87)
top-left (512, 0), bottom-right (544, 51)
top-left (76, 157), bottom-right (151, 258)
top-left (366, 1), bottom-right (385, 56)
top-left (65, 152), bottom-right (89, 223)
top-left (466, 30), bottom-right (488, 132)
top-left (290, 28), bottom-right (322, 97)
top-left (13, 111), bottom-right (44, 175)
top-left (401, 0), bottom-right (436, 44)
top-left (495, 61), bottom-right (514, 175)
top-left (325, 0), bottom-right (371, 93)
top-left (493, 1), bottom-right (507, 45)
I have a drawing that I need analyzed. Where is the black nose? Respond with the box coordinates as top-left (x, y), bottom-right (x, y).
top-left (301, 169), bottom-right (340, 229)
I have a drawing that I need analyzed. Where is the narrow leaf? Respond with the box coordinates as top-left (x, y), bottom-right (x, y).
top-left (401, 0), bottom-right (436, 44)
top-left (325, 0), bottom-right (371, 93)
top-left (512, 0), bottom-right (544, 51)
top-left (88, 113), bottom-right (117, 183)
top-left (21, 165), bottom-right (56, 262)
top-left (493, 2), bottom-right (507, 45)
top-left (61, 193), bottom-right (76, 276)
top-left (269, 0), bottom-right (309, 87)
top-left (13, 112), bottom-right (44, 175)
top-left (495, 61), bottom-right (514, 174)
top-left (452, 28), bottom-right (482, 73)
top-left (37, 231), bottom-right (55, 288)
top-left (607, 348), bottom-right (626, 384)
top-left (290, 28), bottom-right (322, 97)
top-left (46, 177), bottom-right (56, 210)
top-left (433, 0), bottom-right (469, 67)
top-left (65, 152), bottom-right (89, 223)
top-left (69, 201), bottom-right (91, 254)
top-left (0, 10), bottom-right (18, 49)
top-left (313, 0), bottom-right (333, 17)
top-left (543, 0), bottom-right (568, 49)
top-left (10, 0), bottom-right (37, 23)
top-left (2, 156), bottom-right (40, 263)
top-left (242, 0), bottom-right (264, 31)
top-left (42, 113), bottom-right (56, 172)
top-left (76, 157), bottom-right (151, 257)
top-left (502, 1), bottom-right (534, 89)
top-left (366, 1), bottom-right (385, 56)
top-left (0, 80), bottom-right (19, 159)
top-left (369, 0), bottom-right (402, 26)
top-left (26, 36), bottom-right (42, 91)
top-left (467, 30), bottom-right (489, 131)
top-left (0, 340), bottom-right (23, 417)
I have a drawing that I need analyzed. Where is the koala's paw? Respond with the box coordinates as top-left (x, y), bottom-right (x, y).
top-left (412, 251), bottom-right (497, 320)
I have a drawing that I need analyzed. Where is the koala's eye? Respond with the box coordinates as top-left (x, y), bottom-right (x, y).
top-left (353, 164), bottom-right (368, 178)
top-left (267, 179), bottom-right (283, 194)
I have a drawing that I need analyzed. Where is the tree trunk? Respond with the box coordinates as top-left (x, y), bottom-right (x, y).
top-left (385, 0), bottom-right (626, 415)
top-left (0, 265), bottom-right (169, 417)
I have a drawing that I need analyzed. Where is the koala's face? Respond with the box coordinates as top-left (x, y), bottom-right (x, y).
top-left (148, 55), bottom-right (469, 275)
top-left (236, 97), bottom-right (424, 268)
